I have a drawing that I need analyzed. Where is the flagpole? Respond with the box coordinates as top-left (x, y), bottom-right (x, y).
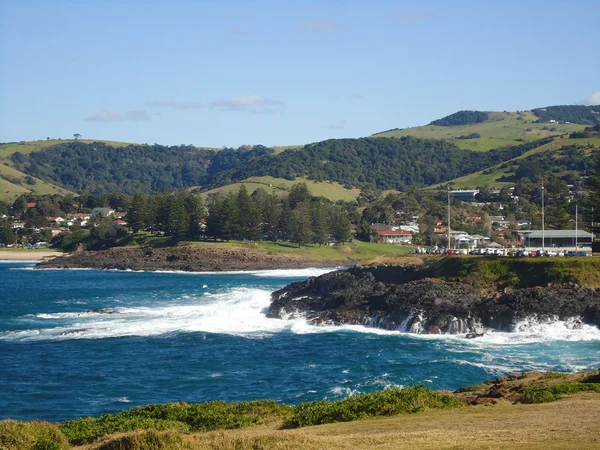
top-left (447, 187), bottom-right (451, 251)
top-left (575, 203), bottom-right (578, 250)
top-left (541, 181), bottom-right (545, 251)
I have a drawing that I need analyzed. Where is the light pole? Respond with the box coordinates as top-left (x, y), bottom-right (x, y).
top-left (541, 181), bottom-right (545, 251)
top-left (447, 187), bottom-right (451, 251)
top-left (575, 203), bottom-right (578, 250)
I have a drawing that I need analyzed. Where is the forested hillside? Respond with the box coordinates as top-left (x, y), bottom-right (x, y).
top-left (10, 137), bottom-right (552, 195)
top-left (430, 110), bottom-right (489, 126)
top-left (532, 105), bottom-right (600, 125)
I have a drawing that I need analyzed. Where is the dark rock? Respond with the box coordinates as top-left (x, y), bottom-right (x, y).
top-left (268, 266), bottom-right (600, 334)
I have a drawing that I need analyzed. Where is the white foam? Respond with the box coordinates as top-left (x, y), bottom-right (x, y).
top-left (1, 288), bottom-right (309, 341)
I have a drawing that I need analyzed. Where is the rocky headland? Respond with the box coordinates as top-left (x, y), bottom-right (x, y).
top-left (35, 245), bottom-right (343, 272)
top-left (268, 257), bottom-right (600, 335)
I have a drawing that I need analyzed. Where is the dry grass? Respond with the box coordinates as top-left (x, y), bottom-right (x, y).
top-left (83, 394), bottom-right (600, 449)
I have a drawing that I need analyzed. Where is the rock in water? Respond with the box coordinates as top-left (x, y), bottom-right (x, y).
top-left (268, 265), bottom-right (600, 334)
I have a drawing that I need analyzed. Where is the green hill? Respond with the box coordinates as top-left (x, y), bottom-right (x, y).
top-left (372, 111), bottom-right (585, 151)
top-left (440, 135), bottom-right (600, 189)
top-left (3, 105), bottom-right (597, 202)
top-left (196, 176), bottom-right (362, 202)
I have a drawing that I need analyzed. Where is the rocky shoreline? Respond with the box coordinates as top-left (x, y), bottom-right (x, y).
top-left (35, 245), bottom-right (343, 272)
top-left (267, 263), bottom-right (600, 334)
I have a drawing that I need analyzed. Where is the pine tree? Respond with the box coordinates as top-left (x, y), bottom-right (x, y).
top-left (0, 219), bottom-right (17, 245)
top-left (290, 201), bottom-right (312, 247)
top-left (311, 201), bottom-right (330, 245)
top-left (331, 208), bottom-right (351, 244)
top-left (166, 192), bottom-right (189, 238)
top-left (128, 193), bottom-right (148, 233)
top-left (587, 157), bottom-right (600, 234)
top-left (236, 185), bottom-right (261, 240)
top-left (259, 192), bottom-right (281, 241)
top-left (183, 193), bottom-right (204, 238)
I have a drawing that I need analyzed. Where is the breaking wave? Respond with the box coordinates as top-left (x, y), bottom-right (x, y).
top-left (3, 284), bottom-right (600, 344)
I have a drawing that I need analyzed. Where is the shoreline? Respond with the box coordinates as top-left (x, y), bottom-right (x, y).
top-left (0, 250), bottom-right (63, 261)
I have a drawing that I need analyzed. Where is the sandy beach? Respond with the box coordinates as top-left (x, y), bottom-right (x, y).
top-left (0, 250), bottom-right (63, 261)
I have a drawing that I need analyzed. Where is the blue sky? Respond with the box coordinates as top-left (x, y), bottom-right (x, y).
top-left (1, 0), bottom-right (599, 147)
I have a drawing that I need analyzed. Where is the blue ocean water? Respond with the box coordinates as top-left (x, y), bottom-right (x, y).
top-left (1, 261), bottom-right (599, 423)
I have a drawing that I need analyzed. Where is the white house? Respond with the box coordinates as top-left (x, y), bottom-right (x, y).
top-left (92, 207), bottom-right (115, 217)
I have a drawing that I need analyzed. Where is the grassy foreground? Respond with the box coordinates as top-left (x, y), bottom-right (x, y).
top-left (2, 371), bottom-right (599, 449)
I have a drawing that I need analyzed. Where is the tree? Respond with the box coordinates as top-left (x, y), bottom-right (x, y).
top-left (355, 223), bottom-right (375, 242)
top-left (290, 202), bottom-right (312, 247)
top-left (331, 208), bottom-right (351, 244)
top-left (236, 185), bottom-right (260, 240)
top-left (183, 193), bottom-right (204, 238)
top-left (311, 201), bottom-right (330, 245)
top-left (0, 220), bottom-right (17, 245)
top-left (128, 193), bottom-right (148, 233)
top-left (587, 157), bottom-right (600, 234)
top-left (73, 133), bottom-right (81, 140)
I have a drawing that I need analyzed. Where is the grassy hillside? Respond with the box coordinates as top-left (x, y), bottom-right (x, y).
top-left (373, 111), bottom-right (585, 151)
top-left (0, 139), bottom-right (132, 201)
top-left (196, 176), bottom-right (361, 202)
top-left (0, 163), bottom-right (75, 201)
top-left (441, 135), bottom-right (600, 188)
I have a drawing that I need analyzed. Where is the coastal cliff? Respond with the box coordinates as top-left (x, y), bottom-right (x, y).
top-left (268, 257), bottom-right (600, 334)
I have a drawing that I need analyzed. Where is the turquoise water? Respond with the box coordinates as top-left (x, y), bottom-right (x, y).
top-left (1, 261), bottom-right (599, 422)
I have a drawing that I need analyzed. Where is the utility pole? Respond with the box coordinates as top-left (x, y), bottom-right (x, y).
top-left (541, 181), bottom-right (545, 251)
top-left (575, 203), bottom-right (578, 250)
top-left (447, 187), bottom-right (451, 251)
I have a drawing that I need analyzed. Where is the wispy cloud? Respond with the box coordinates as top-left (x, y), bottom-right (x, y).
top-left (209, 95), bottom-right (284, 114)
top-left (393, 12), bottom-right (432, 22)
top-left (149, 96), bottom-right (284, 114)
top-left (85, 110), bottom-right (149, 122)
top-left (147, 101), bottom-right (204, 110)
top-left (584, 91), bottom-right (600, 106)
top-left (302, 21), bottom-right (340, 32)
top-left (231, 28), bottom-right (251, 37)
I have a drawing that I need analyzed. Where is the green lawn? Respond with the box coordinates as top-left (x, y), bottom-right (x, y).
top-left (0, 164), bottom-right (75, 201)
top-left (196, 176), bottom-right (361, 202)
top-left (122, 236), bottom-right (415, 261)
top-left (372, 111), bottom-right (586, 151)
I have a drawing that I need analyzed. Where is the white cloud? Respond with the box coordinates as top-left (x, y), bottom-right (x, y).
top-left (584, 91), bottom-right (600, 106)
top-left (149, 96), bottom-right (284, 114)
top-left (147, 101), bottom-right (204, 110)
top-left (85, 110), bottom-right (149, 122)
top-left (302, 21), bottom-right (340, 32)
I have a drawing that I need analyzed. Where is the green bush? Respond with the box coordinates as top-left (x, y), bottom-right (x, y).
top-left (0, 420), bottom-right (69, 450)
top-left (93, 430), bottom-right (190, 450)
top-left (542, 372), bottom-right (568, 380)
top-left (60, 400), bottom-right (291, 445)
top-left (520, 383), bottom-right (600, 404)
top-left (284, 386), bottom-right (464, 428)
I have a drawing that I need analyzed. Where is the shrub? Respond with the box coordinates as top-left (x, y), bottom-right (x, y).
top-left (520, 383), bottom-right (600, 404)
top-left (284, 386), bottom-right (463, 428)
top-left (60, 400), bottom-right (291, 445)
top-left (93, 430), bottom-right (190, 450)
top-left (0, 420), bottom-right (69, 450)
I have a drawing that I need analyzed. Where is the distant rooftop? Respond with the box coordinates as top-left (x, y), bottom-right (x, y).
top-left (526, 230), bottom-right (593, 238)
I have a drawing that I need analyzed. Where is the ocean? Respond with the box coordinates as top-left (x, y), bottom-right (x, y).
top-left (1, 261), bottom-right (599, 423)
